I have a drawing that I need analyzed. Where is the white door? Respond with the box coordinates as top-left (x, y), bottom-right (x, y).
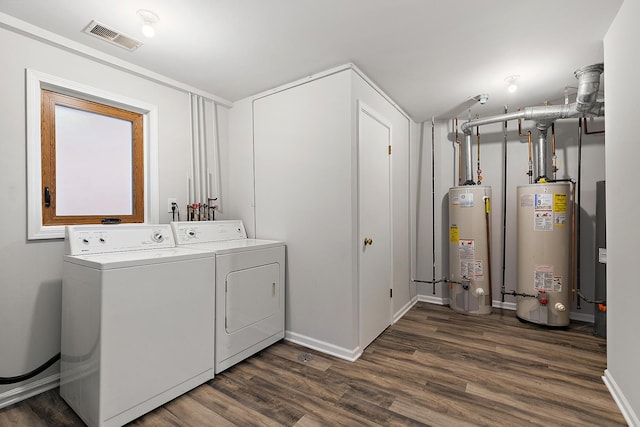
top-left (358, 102), bottom-right (392, 350)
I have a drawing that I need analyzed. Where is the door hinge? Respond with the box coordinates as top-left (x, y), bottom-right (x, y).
top-left (390, 288), bottom-right (393, 298)
top-left (388, 145), bottom-right (392, 155)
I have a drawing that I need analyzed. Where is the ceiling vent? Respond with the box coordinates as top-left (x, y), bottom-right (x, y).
top-left (83, 20), bottom-right (142, 51)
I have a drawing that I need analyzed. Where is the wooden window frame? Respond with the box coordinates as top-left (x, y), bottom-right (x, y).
top-left (40, 90), bottom-right (144, 225)
top-left (27, 69), bottom-right (159, 240)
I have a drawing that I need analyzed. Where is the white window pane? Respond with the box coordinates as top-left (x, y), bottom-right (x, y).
top-left (55, 105), bottom-right (133, 216)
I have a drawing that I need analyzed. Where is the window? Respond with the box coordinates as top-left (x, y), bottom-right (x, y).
top-left (27, 70), bottom-right (159, 240)
top-left (40, 90), bottom-right (144, 226)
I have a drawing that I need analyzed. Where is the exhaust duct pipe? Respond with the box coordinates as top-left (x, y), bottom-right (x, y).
top-left (536, 122), bottom-right (551, 181)
top-left (575, 63), bottom-right (604, 113)
top-left (460, 63), bottom-right (604, 134)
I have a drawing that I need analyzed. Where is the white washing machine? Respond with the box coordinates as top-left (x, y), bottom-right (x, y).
top-left (171, 220), bottom-right (285, 373)
top-left (60, 224), bottom-right (215, 427)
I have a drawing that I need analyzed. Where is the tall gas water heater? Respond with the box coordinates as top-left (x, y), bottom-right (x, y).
top-left (516, 182), bottom-right (572, 327)
top-left (449, 186), bottom-right (493, 315)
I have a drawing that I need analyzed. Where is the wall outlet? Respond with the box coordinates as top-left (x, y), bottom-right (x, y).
top-left (167, 198), bottom-right (177, 213)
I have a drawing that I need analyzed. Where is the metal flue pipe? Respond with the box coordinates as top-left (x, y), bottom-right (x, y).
top-left (536, 122), bottom-right (551, 181)
top-left (575, 63), bottom-right (604, 113)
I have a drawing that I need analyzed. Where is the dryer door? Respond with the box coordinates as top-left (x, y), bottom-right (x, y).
top-left (226, 263), bottom-right (280, 332)
top-left (215, 246), bottom-right (285, 373)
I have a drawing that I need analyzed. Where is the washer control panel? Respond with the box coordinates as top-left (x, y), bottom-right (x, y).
top-left (65, 224), bottom-right (176, 255)
top-left (171, 220), bottom-right (247, 244)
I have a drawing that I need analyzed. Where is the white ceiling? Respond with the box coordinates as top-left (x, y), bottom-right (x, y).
top-left (0, 0), bottom-right (623, 121)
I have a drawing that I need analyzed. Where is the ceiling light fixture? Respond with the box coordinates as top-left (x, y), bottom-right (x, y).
top-left (137, 9), bottom-right (159, 38)
top-left (505, 75), bottom-right (520, 93)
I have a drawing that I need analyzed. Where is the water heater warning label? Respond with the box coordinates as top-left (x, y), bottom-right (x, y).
top-left (450, 225), bottom-right (459, 243)
top-left (534, 265), bottom-right (562, 292)
top-left (534, 193), bottom-right (554, 231)
top-left (459, 240), bottom-right (483, 281)
top-left (534, 211), bottom-right (554, 231)
top-left (554, 193), bottom-right (567, 213)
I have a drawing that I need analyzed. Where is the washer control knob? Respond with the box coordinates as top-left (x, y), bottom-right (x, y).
top-left (187, 229), bottom-right (196, 238)
top-left (152, 232), bottom-right (164, 243)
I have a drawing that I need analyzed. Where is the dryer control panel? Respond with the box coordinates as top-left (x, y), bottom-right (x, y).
top-left (65, 224), bottom-right (176, 255)
top-left (171, 220), bottom-right (247, 244)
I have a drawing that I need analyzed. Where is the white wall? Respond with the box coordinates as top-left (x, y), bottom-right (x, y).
top-left (226, 66), bottom-right (415, 359)
top-left (0, 26), bottom-right (226, 405)
top-left (414, 113), bottom-right (605, 320)
top-left (603, 0), bottom-right (640, 424)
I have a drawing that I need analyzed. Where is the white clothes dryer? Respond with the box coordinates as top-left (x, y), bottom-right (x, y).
top-left (61, 224), bottom-right (214, 427)
top-left (171, 220), bottom-right (285, 373)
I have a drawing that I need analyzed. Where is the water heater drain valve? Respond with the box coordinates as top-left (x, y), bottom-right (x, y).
top-left (554, 302), bottom-right (566, 312)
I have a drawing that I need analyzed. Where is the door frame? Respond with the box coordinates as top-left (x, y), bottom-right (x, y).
top-left (356, 100), bottom-right (393, 350)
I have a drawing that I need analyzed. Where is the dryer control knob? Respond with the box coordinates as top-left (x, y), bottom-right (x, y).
top-left (151, 232), bottom-right (164, 243)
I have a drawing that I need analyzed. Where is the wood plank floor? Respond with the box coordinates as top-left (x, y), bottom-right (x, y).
top-left (0, 303), bottom-right (626, 426)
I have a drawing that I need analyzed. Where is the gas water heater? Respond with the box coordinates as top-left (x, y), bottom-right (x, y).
top-left (449, 186), bottom-right (493, 315)
top-left (516, 182), bottom-right (572, 327)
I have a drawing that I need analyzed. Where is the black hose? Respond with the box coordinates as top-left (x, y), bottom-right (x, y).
top-left (0, 353), bottom-right (60, 385)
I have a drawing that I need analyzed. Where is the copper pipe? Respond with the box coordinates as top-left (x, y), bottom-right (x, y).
top-left (518, 116), bottom-right (534, 183)
top-left (583, 117), bottom-right (605, 135)
top-left (455, 118), bottom-right (462, 186)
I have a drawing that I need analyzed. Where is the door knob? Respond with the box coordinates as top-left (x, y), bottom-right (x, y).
top-left (364, 237), bottom-right (373, 246)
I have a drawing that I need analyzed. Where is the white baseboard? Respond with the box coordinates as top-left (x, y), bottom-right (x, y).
top-left (284, 331), bottom-right (361, 362)
top-left (603, 369), bottom-right (640, 427)
top-left (492, 301), bottom-right (516, 310)
top-left (0, 373), bottom-right (60, 410)
top-left (417, 294), bottom-right (449, 306)
top-left (393, 296), bottom-right (418, 323)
